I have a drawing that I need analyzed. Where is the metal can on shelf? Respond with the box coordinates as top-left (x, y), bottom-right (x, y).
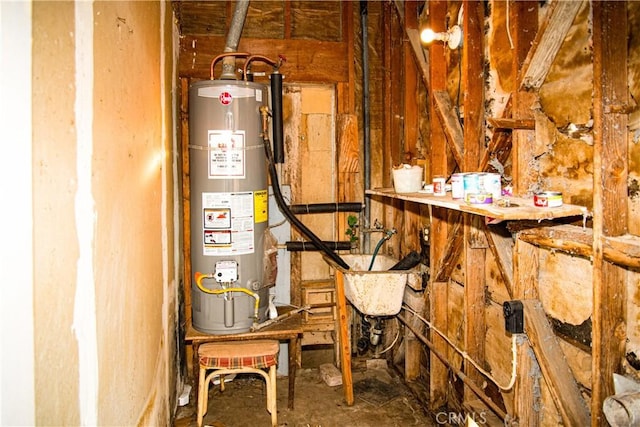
top-left (534, 191), bottom-right (563, 207)
top-left (433, 176), bottom-right (446, 196)
top-left (451, 173), bottom-right (464, 199)
top-left (465, 193), bottom-right (493, 204)
top-left (463, 173), bottom-right (480, 197)
top-left (480, 172), bottom-right (502, 201)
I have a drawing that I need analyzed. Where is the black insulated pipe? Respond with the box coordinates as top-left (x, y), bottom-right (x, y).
top-left (270, 73), bottom-right (285, 163)
top-left (289, 203), bottom-right (363, 215)
top-left (285, 241), bottom-right (352, 252)
top-left (260, 107), bottom-right (350, 270)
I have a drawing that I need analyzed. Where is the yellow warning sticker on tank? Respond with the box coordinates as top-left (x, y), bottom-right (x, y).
top-left (254, 190), bottom-right (268, 223)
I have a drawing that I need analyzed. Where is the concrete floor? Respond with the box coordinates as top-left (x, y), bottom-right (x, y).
top-left (174, 357), bottom-right (437, 427)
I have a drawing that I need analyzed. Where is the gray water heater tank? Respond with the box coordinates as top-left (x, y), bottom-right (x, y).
top-left (189, 79), bottom-right (269, 334)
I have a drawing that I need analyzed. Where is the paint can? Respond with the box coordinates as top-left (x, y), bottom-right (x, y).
top-left (465, 193), bottom-right (493, 204)
top-left (480, 173), bottom-right (502, 200)
top-left (433, 176), bottom-right (446, 196)
top-left (534, 191), bottom-right (563, 207)
top-left (463, 173), bottom-right (480, 197)
top-left (451, 173), bottom-right (465, 199)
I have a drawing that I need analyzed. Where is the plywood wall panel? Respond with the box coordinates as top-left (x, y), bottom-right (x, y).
top-left (538, 250), bottom-right (592, 325)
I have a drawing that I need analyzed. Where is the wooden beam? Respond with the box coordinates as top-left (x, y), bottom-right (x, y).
top-left (480, 97), bottom-right (513, 172)
top-left (178, 36), bottom-right (349, 82)
top-left (519, 0), bottom-right (582, 90)
top-left (334, 271), bottom-right (354, 406)
top-left (406, 28), bottom-right (430, 88)
top-left (511, 0), bottom-right (539, 196)
top-left (591, 2), bottom-right (629, 425)
top-left (605, 234), bottom-right (640, 269)
top-left (342, 0), bottom-right (355, 112)
top-left (483, 225), bottom-right (514, 298)
top-left (512, 238), bottom-right (540, 425)
top-left (180, 77), bottom-right (192, 327)
top-left (515, 223), bottom-right (594, 260)
top-left (516, 223), bottom-right (640, 275)
top-left (400, 3), bottom-right (423, 378)
top-left (433, 91), bottom-right (464, 169)
top-left (462, 0), bottom-right (486, 403)
top-left (403, 4), bottom-right (420, 162)
top-left (522, 300), bottom-right (591, 426)
top-left (487, 117), bottom-right (535, 130)
top-left (433, 213), bottom-right (463, 282)
top-left (427, 0), bottom-right (450, 409)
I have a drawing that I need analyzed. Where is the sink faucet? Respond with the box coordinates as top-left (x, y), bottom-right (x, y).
top-left (368, 227), bottom-right (397, 271)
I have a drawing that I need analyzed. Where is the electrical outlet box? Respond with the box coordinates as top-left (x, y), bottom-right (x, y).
top-left (503, 300), bottom-right (524, 334)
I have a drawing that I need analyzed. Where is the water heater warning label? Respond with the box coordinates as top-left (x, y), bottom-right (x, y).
top-left (202, 192), bottom-right (255, 256)
top-left (208, 130), bottom-right (245, 179)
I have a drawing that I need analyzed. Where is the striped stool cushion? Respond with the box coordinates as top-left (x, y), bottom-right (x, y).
top-left (199, 340), bottom-right (280, 370)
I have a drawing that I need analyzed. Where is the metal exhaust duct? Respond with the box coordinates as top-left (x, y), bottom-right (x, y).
top-left (220, 0), bottom-right (250, 80)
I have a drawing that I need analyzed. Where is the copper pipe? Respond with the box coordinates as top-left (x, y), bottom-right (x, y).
top-left (210, 52), bottom-right (250, 80)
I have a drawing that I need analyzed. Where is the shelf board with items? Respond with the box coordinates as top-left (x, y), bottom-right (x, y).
top-left (365, 188), bottom-right (590, 221)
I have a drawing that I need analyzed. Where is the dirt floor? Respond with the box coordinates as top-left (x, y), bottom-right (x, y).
top-left (174, 356), bottom-right (437, 427)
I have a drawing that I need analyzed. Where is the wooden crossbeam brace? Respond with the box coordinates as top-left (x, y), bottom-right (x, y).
top-left (406, 28), bottom-right (430, 88)
top-left (487, 117), bottom-right (535, 130)
top-left (514, 224), bottom-right (640, 270)
top-left (434, 212), bottom-right (463, 282)
top-left (519, 0), bottom-right (582, 90)
top-left (480, 97), bottom-right (514, 172)
top-left (483, 224), bottom-right (514, 298)
top-left (433, 90), bottom-right (465, 168)
top-left (522, 300), bottom-right (591, 426)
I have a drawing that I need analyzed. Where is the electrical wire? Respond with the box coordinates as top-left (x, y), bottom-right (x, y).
top-left (506, 0), bottom-right (514, 50)
top-left (402, 304), bottom-right (517, 391)
top-left (377, 317), bottom-right (401, 355)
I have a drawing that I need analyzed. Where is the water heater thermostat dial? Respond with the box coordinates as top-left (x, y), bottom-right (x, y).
top-left (214, 260), bottom-right (238, 283)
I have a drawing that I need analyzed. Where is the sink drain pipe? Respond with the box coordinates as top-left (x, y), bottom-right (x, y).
top-left (397, 313), bottom-right (508, 421)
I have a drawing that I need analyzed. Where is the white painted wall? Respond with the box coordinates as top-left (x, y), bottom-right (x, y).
top-left (0, 1), bottom-right (35, 425)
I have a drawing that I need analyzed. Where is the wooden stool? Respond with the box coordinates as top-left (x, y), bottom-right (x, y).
top-left (197, 340), bottom-right (280, 427)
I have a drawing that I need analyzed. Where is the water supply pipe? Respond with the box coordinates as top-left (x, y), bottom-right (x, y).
top-left (194, 272), bottom-right (260, 322)
top-left (368, 228), bottom-right (396, 270)
top-left (260, 106), bottom-right (350, 270)
top-left (289, 203), bottom-right (363, 214)
top-left (361, 0), bottom-right (372, 253)
top-left (397, 313), bottom-right (508, 420)
top-left (270, 71), bottom-right (285, 163)
top-left (282, 241), bottom-right (352, 252)
top-left (210, 52), bottom-right (250, 80)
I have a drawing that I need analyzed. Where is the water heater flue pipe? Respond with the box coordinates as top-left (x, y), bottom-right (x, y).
top-left (220, 0), bottom-right (250, 80)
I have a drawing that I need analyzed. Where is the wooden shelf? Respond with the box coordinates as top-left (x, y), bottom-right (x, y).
top-left (366, 188), bottom-right (590, 221)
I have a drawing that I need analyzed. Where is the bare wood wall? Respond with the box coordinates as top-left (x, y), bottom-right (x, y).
top-left (174, 1), bottom-right (640, 425)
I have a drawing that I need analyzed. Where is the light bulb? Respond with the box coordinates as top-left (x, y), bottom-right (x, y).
top-left (420, 28), bottom-right (436, 44)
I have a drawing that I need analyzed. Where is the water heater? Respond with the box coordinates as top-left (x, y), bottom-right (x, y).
top-left (189, 79), bottom-right (269, 334)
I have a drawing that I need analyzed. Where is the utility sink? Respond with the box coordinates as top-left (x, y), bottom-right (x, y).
top-left (323, 254), bottom-right (420, 316)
